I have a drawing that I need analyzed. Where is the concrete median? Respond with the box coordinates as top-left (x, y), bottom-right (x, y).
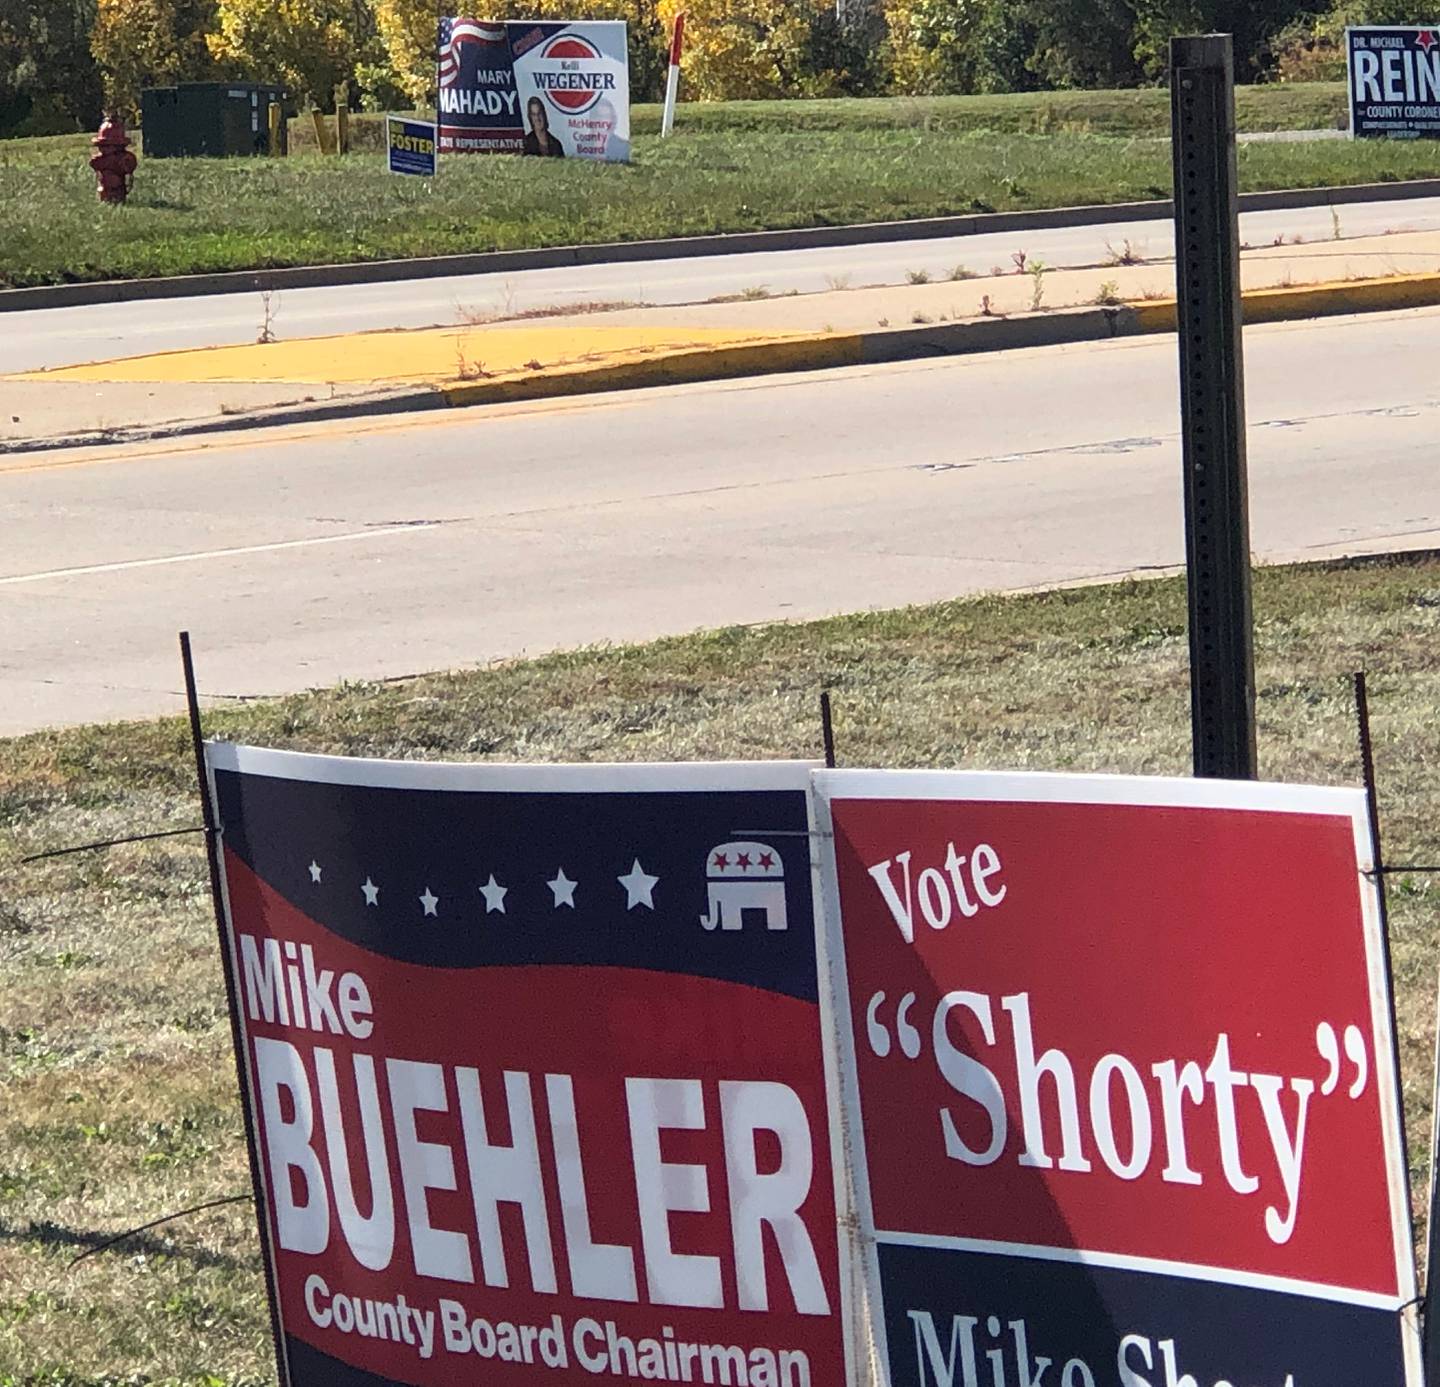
top-left (6, 229), bottom-right (1440, 453)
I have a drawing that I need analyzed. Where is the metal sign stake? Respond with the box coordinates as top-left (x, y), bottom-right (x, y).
top-left (1170, 34), bottom-right (1257, 780)
top-left (179, 632), bottom-right (292, 1387)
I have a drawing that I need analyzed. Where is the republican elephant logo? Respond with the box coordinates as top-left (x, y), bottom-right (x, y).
top-left (699, 841), bottom-right (788, 931)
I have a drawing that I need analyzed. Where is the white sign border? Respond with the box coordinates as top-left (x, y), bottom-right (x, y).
top-left (207, 741), bottom-right (816, 793)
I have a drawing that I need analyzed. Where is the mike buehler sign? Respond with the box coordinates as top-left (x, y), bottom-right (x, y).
top-left (206, 747), bottom-right (845, 1386)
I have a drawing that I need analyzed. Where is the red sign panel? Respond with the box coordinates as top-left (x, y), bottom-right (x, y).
top-left (816, 770), bottom-right (1419, 1387)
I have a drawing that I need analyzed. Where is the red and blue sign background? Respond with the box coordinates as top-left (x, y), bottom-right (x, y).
top-left (818, 770), bottom-right (1420, 1387)
top-left (208, 749), bottom-right (1424, 1387)
top-left (209, 748), bottom-right (844, 1387)
top-left (436, 17), bottom-right (630, 160)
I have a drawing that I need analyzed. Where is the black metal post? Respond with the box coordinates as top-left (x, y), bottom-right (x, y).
top-left (179, 632), bottom-right (291, 1387)
top-left (1171, 34), bottom-right (1256, 780)
top-left (820, 691), bottom-right (837, 769)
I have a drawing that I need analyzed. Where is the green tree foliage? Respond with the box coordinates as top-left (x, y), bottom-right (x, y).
top-left (1131, 0), bottom-right (1315, 77)
top-left (1025, 0), bottom-right (1322, 85)
top-left (1025, 0), bottom-right (1146, 87)
top-left (1271, 0), bottom-right (1440, 81)
top-left (0, 0), bottom-right (103, 132)
top-left (91, 0), bottom-right (218, 113)
top-left (884, 0), bottom-right (1037, 94)
top-left (206, 0), bottom-right (369, 105)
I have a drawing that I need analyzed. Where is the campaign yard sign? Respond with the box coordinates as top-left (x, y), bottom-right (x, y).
top-left (386, 117), bottom-right (437, 177)
top-left (437, 18), bottom-right (630, 161)
top-left (813, 770), bottom-right (1421, 1387)
top-left (1348, 26), bottom-right (1440, 138)
top-left (205, 745), bottom-right (847, 1387)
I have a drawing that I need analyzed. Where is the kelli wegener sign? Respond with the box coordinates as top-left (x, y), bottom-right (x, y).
top-left (205, 745), bottom-right (847, 1386)
top-left (437, 17), bottom-right (629, 160)
top-left (1348, 26), bottom-right (1440, 138)
top-left (813, 770), bottom-right (1421, 1387)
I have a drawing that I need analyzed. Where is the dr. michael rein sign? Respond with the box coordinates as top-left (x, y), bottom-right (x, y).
top-left (813, 769), bottom-right (1422, 1387)
top-left (1348, 26), bottom-right (1440, 138)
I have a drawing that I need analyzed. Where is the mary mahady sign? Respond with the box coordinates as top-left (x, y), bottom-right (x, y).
top-left (1348, 26), bottom-right (1440, 138)
top-left (438, 17), bottom-right (630, 161)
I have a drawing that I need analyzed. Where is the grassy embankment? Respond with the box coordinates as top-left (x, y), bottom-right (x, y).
top-left (6, 82), bottom-right (1440, 289)
top-left (3, 554), bottom-right (1440, 1383)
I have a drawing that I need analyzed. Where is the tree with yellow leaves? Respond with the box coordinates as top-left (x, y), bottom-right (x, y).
top-left (656, 0), bottom-right (807, 98)
top-left (370, 0), bottom-right (434, 105)
top-left (656, 0), bottom-right (871, 99)
top-left (91, 0), bottom-right (218, 113)
top-left (207, 0), bottom-right (365, 105)
top-left (374, 0), bottom-right (667, 106)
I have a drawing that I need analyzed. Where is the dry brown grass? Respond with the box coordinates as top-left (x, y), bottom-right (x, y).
top-left (3, 553), bottom-right (1440, 1383)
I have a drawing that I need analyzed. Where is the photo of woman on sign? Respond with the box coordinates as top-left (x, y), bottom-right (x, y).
top-left (522, 96), bottom-right (565, 157)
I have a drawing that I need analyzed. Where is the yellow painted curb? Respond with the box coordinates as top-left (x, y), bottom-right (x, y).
top-left (1129, 302), bottom-right (1179, 333)
top-left (1130, 271), bottom-right (1440, 334)
top-left (1242, 271), bottom-right (1440, 323)
top-left (11, 324), bottom-right (825, 387)
top-left (440, 334), bottom-right (865, 407)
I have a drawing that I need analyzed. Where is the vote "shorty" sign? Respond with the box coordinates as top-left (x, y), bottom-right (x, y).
top-left (813, 770), bottom-right (1421, 1387)
top-left (1348, 26), bottom-right (1440, 138)
top-left (206, 746), bottom-right (847, 1386)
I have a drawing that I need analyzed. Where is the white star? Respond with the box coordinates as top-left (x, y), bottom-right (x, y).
top-left (308, 860), bottom-right (322, 884)
top-left (479, 874), bottom-right (508, 914)
top-left (419, 888), bottom-right (439, 917)
top-left (361, 878), bottom-right (379, 906)
top-left (548, 869), bottom-right (577, 908)
top-left (617, 859), bottom-right (658, 911)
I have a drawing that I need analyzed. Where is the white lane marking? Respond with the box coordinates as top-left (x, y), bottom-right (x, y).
top-left (0, 521), bottom-right (439, 587)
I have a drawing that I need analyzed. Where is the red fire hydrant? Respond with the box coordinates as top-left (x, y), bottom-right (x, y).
top-left (90, 115), bottom-right (137, 205)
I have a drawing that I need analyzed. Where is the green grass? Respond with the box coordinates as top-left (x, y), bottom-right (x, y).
top-left (639, 82), bottom-right (1350, 135)
top-left (5, 123), bottom-right (1440, 290)
top-left (3, 553), bottom-right (1440, 1382)
top-left (287, 83), bottom-right (1351, 145)
top-left (2, 82), bottom-right (1423, 290)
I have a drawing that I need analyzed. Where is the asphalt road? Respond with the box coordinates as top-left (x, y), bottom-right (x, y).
top-left (3, 306), bottom-right (1438, 737)
top-left (8, 196), bottom-right (1440, 374)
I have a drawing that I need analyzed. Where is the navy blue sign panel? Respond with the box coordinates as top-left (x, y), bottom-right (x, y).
top-left (1348, 27), bottom-right (1440, 138)
top-left (879, 1243), bottom-right (1411, 1387)
top-left (210, 751), bottom-right (819, 1001)
top-left (386, 117), bottom-right (436, 176)
top-left (437, 18), bottom-right (523, 153)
